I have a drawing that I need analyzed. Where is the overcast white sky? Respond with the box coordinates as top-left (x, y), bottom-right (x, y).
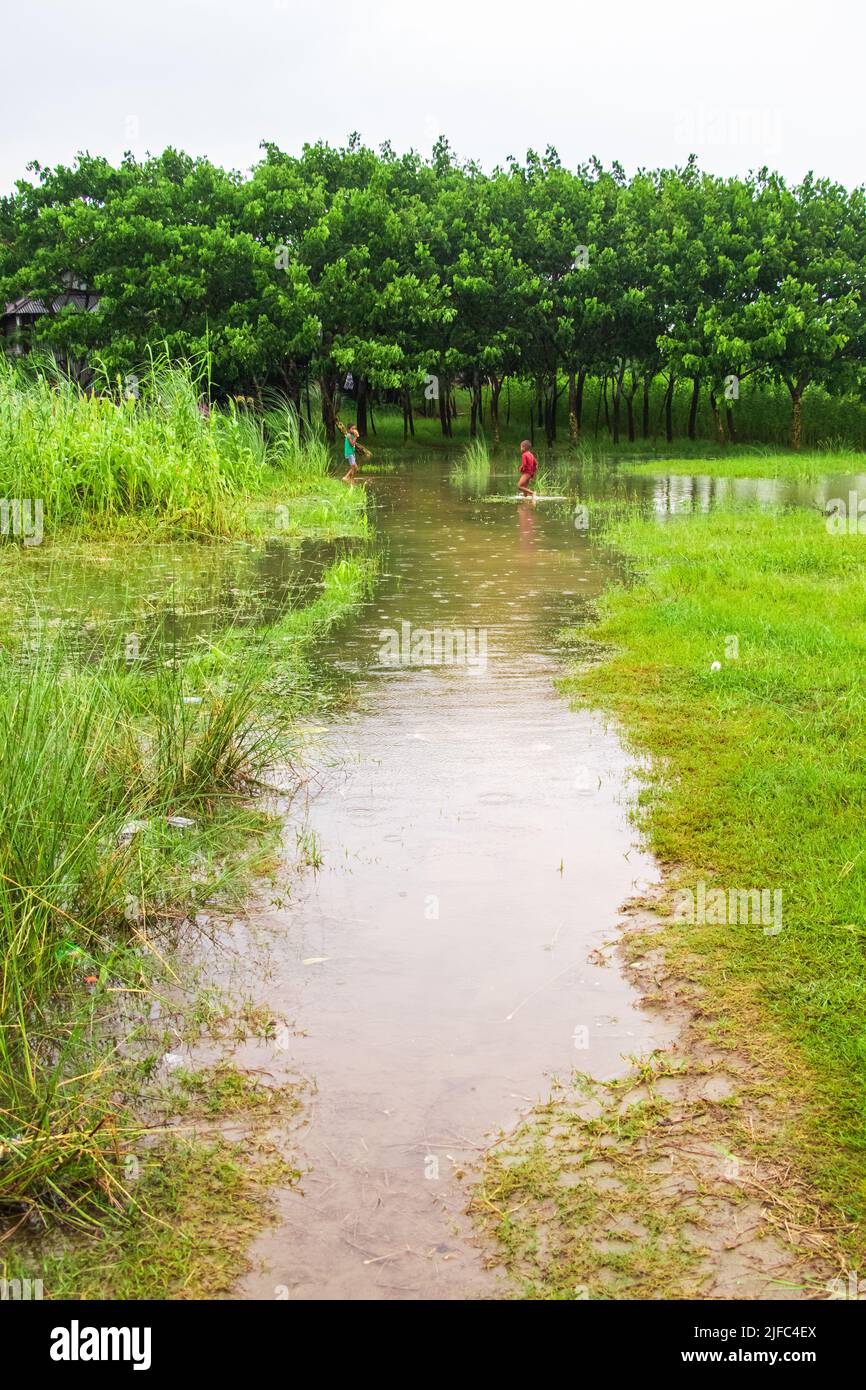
top-left (2, 0), bottom-right (863, 193)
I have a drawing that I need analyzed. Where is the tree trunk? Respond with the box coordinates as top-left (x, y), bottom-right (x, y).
top-left (664, 374), bottom-right (675, 443)
top-left (791, 393), bottom-right (802, 449)
top-left (709, 390), bottom-right (725, 444)
top-left (319, 371), bottom-right (337, 442)
top-left (568, 370), bottom-right (577, 444)
top-left (602, 375), bottom-right (610, 434)
top-left (490, 373), bottom-right (502, 444)
top-left (687, 377), bottom-right (700, 440)
top-left (403, 387), bottom-right (416, 441)
top-left (576, 367), bottom-right (586, 436)
top-left (725, 404), bottom-right (737, 443)
top-left (356, 375), bottom-right (368, 437)
top-left (612, 376), bottom-right (621, 445)
top-left (787, 374), bottom-right (807, 450)
top-left (438, 379), bottom-right (451, 437)
top-left (469, 370), bottom-right (481, 439)
top-left (546, 368), bottom-right (558, 445)
top-left (642, 375), bottom-right (651, 438)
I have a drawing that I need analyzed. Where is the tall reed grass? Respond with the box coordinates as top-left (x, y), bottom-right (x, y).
top-left (0, 355), bottom-right (336, 536)
top-left (450, 435), bottom-right (492, 490)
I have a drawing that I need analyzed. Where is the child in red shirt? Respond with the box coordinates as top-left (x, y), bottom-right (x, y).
top-left (518, 440), bottom-right (538, 497)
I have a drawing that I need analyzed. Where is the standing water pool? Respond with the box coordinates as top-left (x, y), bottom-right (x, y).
top-left (222, 456), bottom-right (678, 1300)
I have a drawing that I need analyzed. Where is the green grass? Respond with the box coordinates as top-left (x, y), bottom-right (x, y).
top-left (620, 448), bottom-right (866, 477)
top-left (562, 501), bottom-right (866, 1253)
top-left (0, 547), bottom-right (374, 1230)
top-left (450, 434), bottom-right (492, 487)
top-left (2, 1137), bottom-right (300, 1299)
top-left (0, 355), bottom-right (367, 539)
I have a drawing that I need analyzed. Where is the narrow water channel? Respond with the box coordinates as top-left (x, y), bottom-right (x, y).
top-left (227, 456), bottom-right (679, 1300)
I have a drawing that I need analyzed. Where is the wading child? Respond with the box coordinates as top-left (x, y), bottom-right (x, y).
top-left (518, 439), bottom-right (538, 497)
top-left (342, 424), bottom-right (360, 482)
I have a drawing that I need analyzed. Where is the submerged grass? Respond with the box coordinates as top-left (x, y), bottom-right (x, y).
top-left (450, 435), bottom-right (492, 490)
top-left (471, 1071), bottom-right (709, 1300)
top-left (0, 544), bottom-right (373, 1229)
top-left (3, 1137), bottom-right (300, 1300)
top-left (560, 502), bottom-right (866, 1255)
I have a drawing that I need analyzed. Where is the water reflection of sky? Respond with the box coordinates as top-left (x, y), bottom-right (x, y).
top-left (642, 471), bottom-right (866, 516)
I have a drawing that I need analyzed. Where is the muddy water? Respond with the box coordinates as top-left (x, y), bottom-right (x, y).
top-left (17, 456), bottom-right (851, 1298)
top-left (226, 457), bottom-right (679, 1300)
top-left (0, 533), bottom-right (359, 660)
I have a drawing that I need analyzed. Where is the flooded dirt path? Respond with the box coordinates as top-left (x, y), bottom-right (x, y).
top-left (230, 458), bottom-right (677, 1299)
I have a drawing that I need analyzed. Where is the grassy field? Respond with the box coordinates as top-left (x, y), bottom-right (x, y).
top-left (0, 356), bottom-right (367, 540)
top-left (0, 370), bottom-right (376, 1294)
top-left (620, 448), bottom-right (866, 477)
top-left (476, 498), bottom-right (866, 1294)
top-left (453, 433), bottom-right (865, 1292)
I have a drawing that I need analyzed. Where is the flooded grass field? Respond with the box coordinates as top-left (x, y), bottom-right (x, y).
top-left (149, 451), bottom-right (866, 1299)
top-left (5, 444), bottom-right (866, 1300)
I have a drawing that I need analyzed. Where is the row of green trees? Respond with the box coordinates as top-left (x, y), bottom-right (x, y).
top-left (2, 138), bottom-right (864, 448)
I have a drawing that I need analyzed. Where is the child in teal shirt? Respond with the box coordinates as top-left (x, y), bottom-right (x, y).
top-left (342, 424), bottom-right (360, 482)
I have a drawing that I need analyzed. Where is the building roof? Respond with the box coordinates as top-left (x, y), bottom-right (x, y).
top-left (3, 289), bottom-right (100, 317)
